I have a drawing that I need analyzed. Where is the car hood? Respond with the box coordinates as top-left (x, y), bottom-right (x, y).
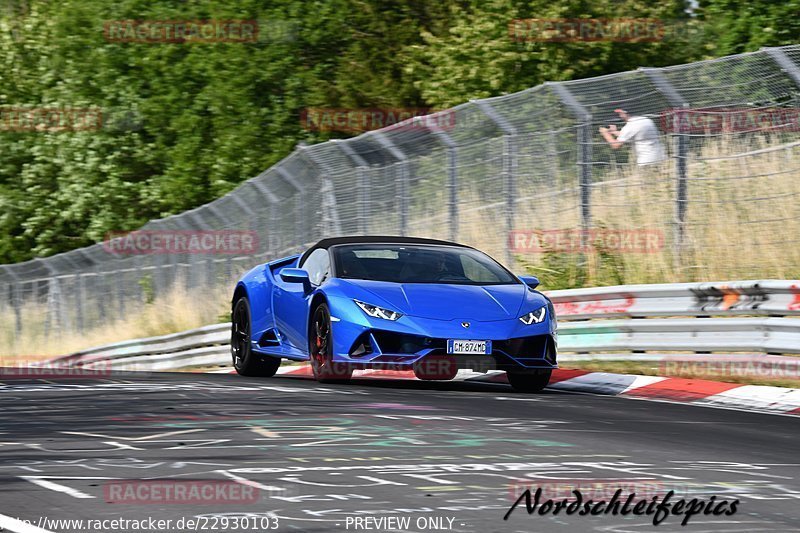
top-left (339, 279), bottom-right (533, 321)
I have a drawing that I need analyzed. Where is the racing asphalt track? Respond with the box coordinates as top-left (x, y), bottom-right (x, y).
top-left (0, 371), bottom-right (798, 533)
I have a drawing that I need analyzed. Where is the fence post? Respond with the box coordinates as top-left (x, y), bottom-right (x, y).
top-left (276, 167), bottom-right (307, 247)
top-left (2, 266), bottom-right (22, 339)
top-left (373, 132), bottom-right (410, 236)
top-left (183, 212), bottom-right (205, 290)
top-left (151, 243), bottom-right (166, 300)
top-left (47, 278), bottom-right (61, 338)
top-left (131, 252), bottom-right (145, 311)
top-left (399, 164), bottom-right (409, 236)
top-left (13, 281), bottom-right (22, 339)
top-left (41, 261), bottom-right (62, 339)
top-left (763, 47), bottom-right (800, 89)
top-left (550, 83), bottom-right (592, 246)
top-left (227, 193), bottom-right (257, 280)
top-left (763, 47), bottom-right (800, 163)
top-left (115, 267), bottom-right (125, 322)
top-left (335, 140), bottom-right (371, 235)
top-left (447, 147), bottom-right (458, 242)
top-left (473, 100), bottom-right (518, 266)
top-left (244, 178), bottom-right (280, 254)
top-left (505, 134), bottom-right (518, 250)
top-left (99, 253), bottom-right (124, 328)
top-left (208, 203), bottom-right (238, 285)
top-left (299, 146), bottom-right (343, 238)
top-left (641, 68), bottom-right (689, 265)
top-left (269, 203), bottom-right (282, 255)
top-left (425, 122), bottom-right (459, 242)
top-left (673, 126), bottom-right (688, 259)
top-left (229, 193), bottom-right (256, 222)
top-left (59, 253), bottom-right (84, 334)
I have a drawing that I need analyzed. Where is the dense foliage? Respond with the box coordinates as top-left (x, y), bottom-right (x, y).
top-left (0, 0), bottom-right (796, 262)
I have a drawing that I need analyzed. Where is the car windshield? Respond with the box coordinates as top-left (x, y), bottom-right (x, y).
top-left (331, 244), bottom-right (519, 285)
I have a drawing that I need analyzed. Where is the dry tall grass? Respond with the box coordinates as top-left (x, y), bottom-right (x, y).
top-left (461, 138), bottom-right (800, 288)
top-left (0, 282), bottom-right (230, 363)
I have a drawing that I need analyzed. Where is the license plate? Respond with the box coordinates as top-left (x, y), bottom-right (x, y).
top-left (447, 340), bottom-right (491, 355)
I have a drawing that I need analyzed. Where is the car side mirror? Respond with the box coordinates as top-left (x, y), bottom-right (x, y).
top-left (280, 268), bottom-right (312, 292)
top-left (519, 275), bottom-right (540, 289)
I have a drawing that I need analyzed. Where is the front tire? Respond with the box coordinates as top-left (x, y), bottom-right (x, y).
top-left (310, 303), bottom-right (352, 383)
top-left (231, 297), bottom-right (280, 377)
top-left (507, 370), bottom-right (551, 393)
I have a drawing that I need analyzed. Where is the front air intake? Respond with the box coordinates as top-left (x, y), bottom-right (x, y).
top-left (348, 332), bottom-right (374, 358)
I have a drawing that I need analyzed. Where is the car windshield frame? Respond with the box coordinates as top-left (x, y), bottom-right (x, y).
top-left (330, 243), bottom-right (520, 286)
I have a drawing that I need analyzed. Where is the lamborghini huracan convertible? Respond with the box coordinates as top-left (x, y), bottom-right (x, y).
top-left (230, 236), bottom-right (557, 392)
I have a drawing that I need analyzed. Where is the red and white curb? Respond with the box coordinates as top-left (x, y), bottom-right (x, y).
top-left (261, 365), bottom-right (800, 416)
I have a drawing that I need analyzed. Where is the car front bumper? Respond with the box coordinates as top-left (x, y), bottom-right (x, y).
top-left (331, 313), bottom-right (558, 371)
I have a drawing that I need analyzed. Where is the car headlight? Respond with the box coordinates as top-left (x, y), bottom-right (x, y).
top-left (354, 300), bottom-right (402, 321)
top-left (519, 306), bottom-right (546, 325)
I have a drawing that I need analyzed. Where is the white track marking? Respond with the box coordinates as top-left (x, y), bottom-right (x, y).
top-left (61, 428), bottom-right (205, 441)
top-left (0, 513), bottom-right (56, 533)
top-left (218, 470), bottom-right (290, 492)
top-left (19, 476), bottom-right (116, 499)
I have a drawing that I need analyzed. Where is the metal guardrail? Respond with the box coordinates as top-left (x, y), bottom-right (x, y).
top-left (559, 317), bottom-right (800, 354)
top-left (49, 323), bottom-right (230, 371)
top-left (552, 280), bottom-right (800, 320)
top-left (45, 280), bottom-right (800, 371)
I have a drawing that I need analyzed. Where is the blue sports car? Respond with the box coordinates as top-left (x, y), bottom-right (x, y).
top-left (231, 236), bottom-right (557, 392)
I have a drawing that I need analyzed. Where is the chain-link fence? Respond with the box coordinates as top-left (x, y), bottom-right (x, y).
top-left (3, 45), bottom-right (800, 343)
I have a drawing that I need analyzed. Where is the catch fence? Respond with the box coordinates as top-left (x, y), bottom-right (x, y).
top-left (3, 46), bottom-right (800, 340)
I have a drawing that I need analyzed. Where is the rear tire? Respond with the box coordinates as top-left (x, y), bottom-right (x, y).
top-left (310, 303), bottom-right (352, 383)
top-left (231, 297), bottom-right (280, 377)
top-left (507, 370), bottom-right (551, 393)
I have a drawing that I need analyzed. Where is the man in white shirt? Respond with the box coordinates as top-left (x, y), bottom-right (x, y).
top-left (599, 108), bottom-right (666, 166)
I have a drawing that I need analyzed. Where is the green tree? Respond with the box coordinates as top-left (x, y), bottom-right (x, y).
top-left (0, 0), bottom-right (797, 263)
top-left (402, 0), bottom-right (696, 108)
top-left (0, 0), bottom-right (451, 259)
top-left (697, 0), bottom-right (800, 55)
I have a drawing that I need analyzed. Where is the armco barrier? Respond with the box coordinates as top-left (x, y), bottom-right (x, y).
top-left (41, 280), bottom-right (800, 371)
top-left (551, 280), bottom-right (800, 320)
top-left (47, 323), bottom-right (231, 371)
top-left (559, 317), bottom-right (800, 354)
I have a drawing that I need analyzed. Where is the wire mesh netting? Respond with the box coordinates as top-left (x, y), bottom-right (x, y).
top-left (2, 46), bottom-right (800, 343)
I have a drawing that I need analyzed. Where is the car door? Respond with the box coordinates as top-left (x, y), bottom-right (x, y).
top-left (273, 248), bottom-right (331, 353)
